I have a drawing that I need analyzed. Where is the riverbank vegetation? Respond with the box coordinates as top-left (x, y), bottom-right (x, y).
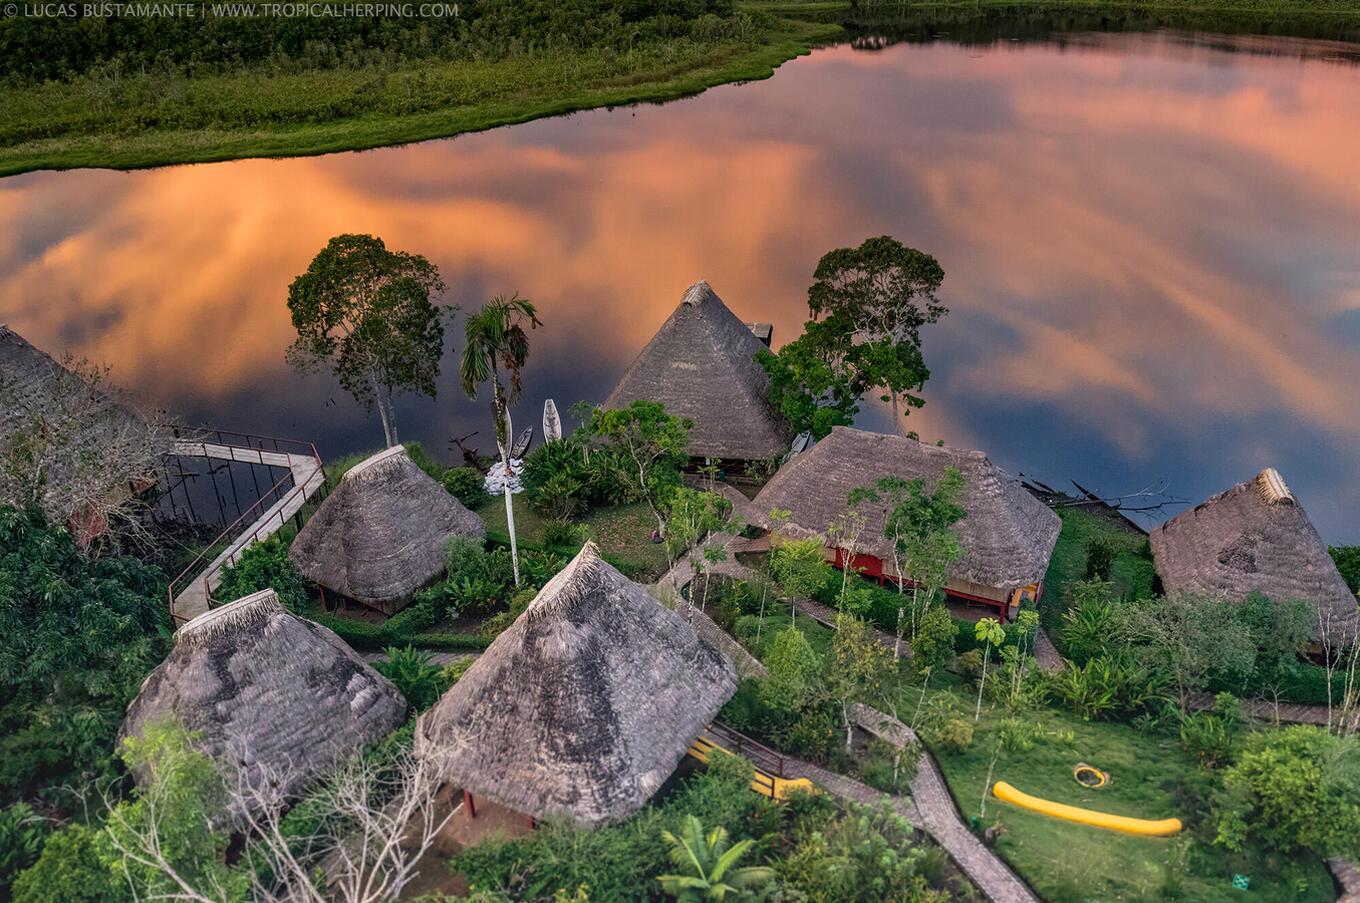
top-left (0, 1), bottom-right (836, 176)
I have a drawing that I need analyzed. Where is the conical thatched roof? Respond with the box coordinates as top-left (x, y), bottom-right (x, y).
top-left (749, 427), bottom-right (1061, 591)
top-left (414, 543), bottom-right (737, 828)
top-left (1150, 468), bottom-right (1358, 640)
top-left (290, 446), bottom-right (485, 608)
top-left (604, 280), bottom-right (793, 461)
top-left (122, 589), bottom-right (406, 808)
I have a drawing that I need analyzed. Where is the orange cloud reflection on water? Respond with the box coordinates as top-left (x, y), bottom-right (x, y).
top-left (1, 32), bottom-right (1358, 537)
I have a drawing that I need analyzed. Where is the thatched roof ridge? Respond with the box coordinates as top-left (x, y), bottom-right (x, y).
top-left (122, 589), bottom-right (406, 810)
top-left (289, 446), bottom-right (485, 608)
top-left (1150, 468), bottom-right (1358, 640)
top-left (749, 427), bottom-right (1061, 590)
top-left (604, 280), bottom-right (793, 461)
top-left (414, 542), bottom-right (737, 827)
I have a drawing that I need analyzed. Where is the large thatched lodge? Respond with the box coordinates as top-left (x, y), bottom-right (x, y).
top-left (1150, 467), bottom-right (1358, 643)
top-left (749, 426), bottom-right (1062, 623)
top-left (290, 445), bottom-right (485, 615)
top-left (605, 280), bottom-right (793, 465)
top-left (121, 589), bottom-right (407, 813)
top-left (415, 542), bottom-right (738, 831)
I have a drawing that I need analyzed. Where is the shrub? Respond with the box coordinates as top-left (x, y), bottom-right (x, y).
top-left (1059, 579), bottom-right (1119, 665)
top-left (760, 627), bottom-right (821, 711)
top-left (0, 803), bottom-right (48, 897)
top-left (1178, 711), bottom-right (1237, 770)
top-left (214, 535), bottom-right (309, 612)
top-left (10, 821), bottom-right (129, 903)
top-left (311, 611), bottom-right (489, 652)
top-left (1216, 726), bottom-right (1360, 859)
top-left (780, 799), bottom-right (936, 903)
top-left (478, 587), bottom-right (536, 640)
top-left (956, 649), bottom-right (983, 681)
top-left (935, 718), bottom-right (974, 753)
top-left (910, 604), bottom-right (956, 673)
top-left (540, 517), bottom-right (586, 551)
top-left (1084, 537), bottom-right (1115, 580)
top-left (442, 467), bottom-right (490, 509)
top-left (373, 645), bottom-right (443, 712)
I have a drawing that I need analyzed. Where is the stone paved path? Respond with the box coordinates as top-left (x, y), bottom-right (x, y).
top-left (1332, 859), bottom-right (1360, 902)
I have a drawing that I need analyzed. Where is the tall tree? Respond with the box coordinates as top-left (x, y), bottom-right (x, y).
top-left (581, 401), bottom-right (689, 537)
top-left (287, 234), bottom-right (448, 447)
top-left (460, 294), bottom-right (540, 587)
top-left (806, 236), bottom-right (946, 435)
top-left (859, 467), bottom-right (966, 659)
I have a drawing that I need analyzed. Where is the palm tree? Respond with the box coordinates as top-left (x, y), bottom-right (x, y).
top-left (657, 815), bottom-right (774, 902)
top-left (460, 294), bottom-right (540, 585)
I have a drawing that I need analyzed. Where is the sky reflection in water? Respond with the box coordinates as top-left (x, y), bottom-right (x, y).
top-left (1, 31), bottom-right (1358, 539)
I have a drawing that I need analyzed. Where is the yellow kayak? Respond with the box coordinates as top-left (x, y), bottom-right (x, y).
top-left (992, 781), bottom-right (1182, 836)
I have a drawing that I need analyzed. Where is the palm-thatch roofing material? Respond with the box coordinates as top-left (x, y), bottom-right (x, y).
top-left (604, 280), bottom-right (793, 461)
top-left (749, 426), bottom-right (1062, 592)
top-left (1150, 468), bottom-right (1358, 640)
top-left (121, 589), bottom-right (406, 809)
top-left (414, 542), bottom-right (738, 828)
top-left (289, 446), bottom-right (485, 610)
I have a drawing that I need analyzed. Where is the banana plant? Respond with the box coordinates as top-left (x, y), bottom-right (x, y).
top-left (657, 815), bottom-right (774, 902)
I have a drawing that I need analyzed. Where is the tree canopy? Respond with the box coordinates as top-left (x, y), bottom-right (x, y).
top-left (287, 234), bottom-right (448, 447)
top-left (0, 506), bottom-right (169, 807)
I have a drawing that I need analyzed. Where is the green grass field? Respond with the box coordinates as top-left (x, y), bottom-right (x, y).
top-left (925, 690), bottom-right (1335, 902)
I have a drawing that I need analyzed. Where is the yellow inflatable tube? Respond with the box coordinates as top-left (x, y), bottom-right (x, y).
top-left (992, 781), bottom-right (1182, 836)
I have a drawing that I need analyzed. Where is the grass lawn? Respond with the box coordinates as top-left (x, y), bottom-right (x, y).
top-left (916, 682), bottom-right (1336, 903)
top-left (477, 498), bottom-right (672, 581)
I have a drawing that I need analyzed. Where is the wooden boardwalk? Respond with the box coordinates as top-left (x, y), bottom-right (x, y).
top-left (170, 439), bottom-right (325, 624)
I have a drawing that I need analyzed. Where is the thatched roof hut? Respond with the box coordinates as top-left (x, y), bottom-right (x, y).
top-left (604, 280), bottom-right (793, 462)
top-left (414, 542), bottom-right (738, 828)
top-left (122, 589), bottom-right (406, 808)
top-left (749, 427), bottom-right (1061, 608)
top-left (1150, 468), bottom-right (1358, 640)
top-left (290, 446), bottom-right (485, 614)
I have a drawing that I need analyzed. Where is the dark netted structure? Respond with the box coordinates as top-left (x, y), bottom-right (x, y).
top-left (749, 427), bottom-right (1061, 621)
top-left (414, 542), bottom-right (737, 828)
top-left (121, 589), bottom-right (406, 809)
top-left (1150, 468), bottom-right (1358, 641)
top-left (604, 280), bottom-right (793, 463)
top-left (290, 446), bottom-right (485, 614)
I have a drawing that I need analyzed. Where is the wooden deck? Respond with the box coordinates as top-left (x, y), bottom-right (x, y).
top-left (169, 437), bottom-right (325, 624)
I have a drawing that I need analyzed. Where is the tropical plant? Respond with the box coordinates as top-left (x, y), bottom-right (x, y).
top-left (1059, 579), bottom-right (1119, 665)
top-left (1331, 545), bottom-right (1360, 594)
top-left (826, 613), bottom-right (896, 751)
top-left (656, 814), bottom-right (774, 902)
top-left (460, 293), bottom-right (541, 586)
top-left (973, 617), bottom-right (1006, 722)
top-left (0, 802), bottom-right (48, 897)
top-left (756, 319), bottom-right (860, 440)
top-left (0, 506), bottom-right (168, 808)
top-left (373, 645), bottom-right (443, 712)
top-left (286, 233), bottom-right (448, 446)
top-left (1083, 537), bottom-right (1115, 580)
top-left (909, 603), bottom-right (956, 673)
top-left (215, 535), bottom-right (309, 613)
top-left (441, 466), bottom-right (490, 509)
top-left (769, 537), bottom-right (834, 627)
top-left (579, 401), bottom-right (690, 536)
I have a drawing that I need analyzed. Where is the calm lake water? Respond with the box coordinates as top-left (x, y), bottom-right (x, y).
top-left (2, 29), bottom-right (1359, 540)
